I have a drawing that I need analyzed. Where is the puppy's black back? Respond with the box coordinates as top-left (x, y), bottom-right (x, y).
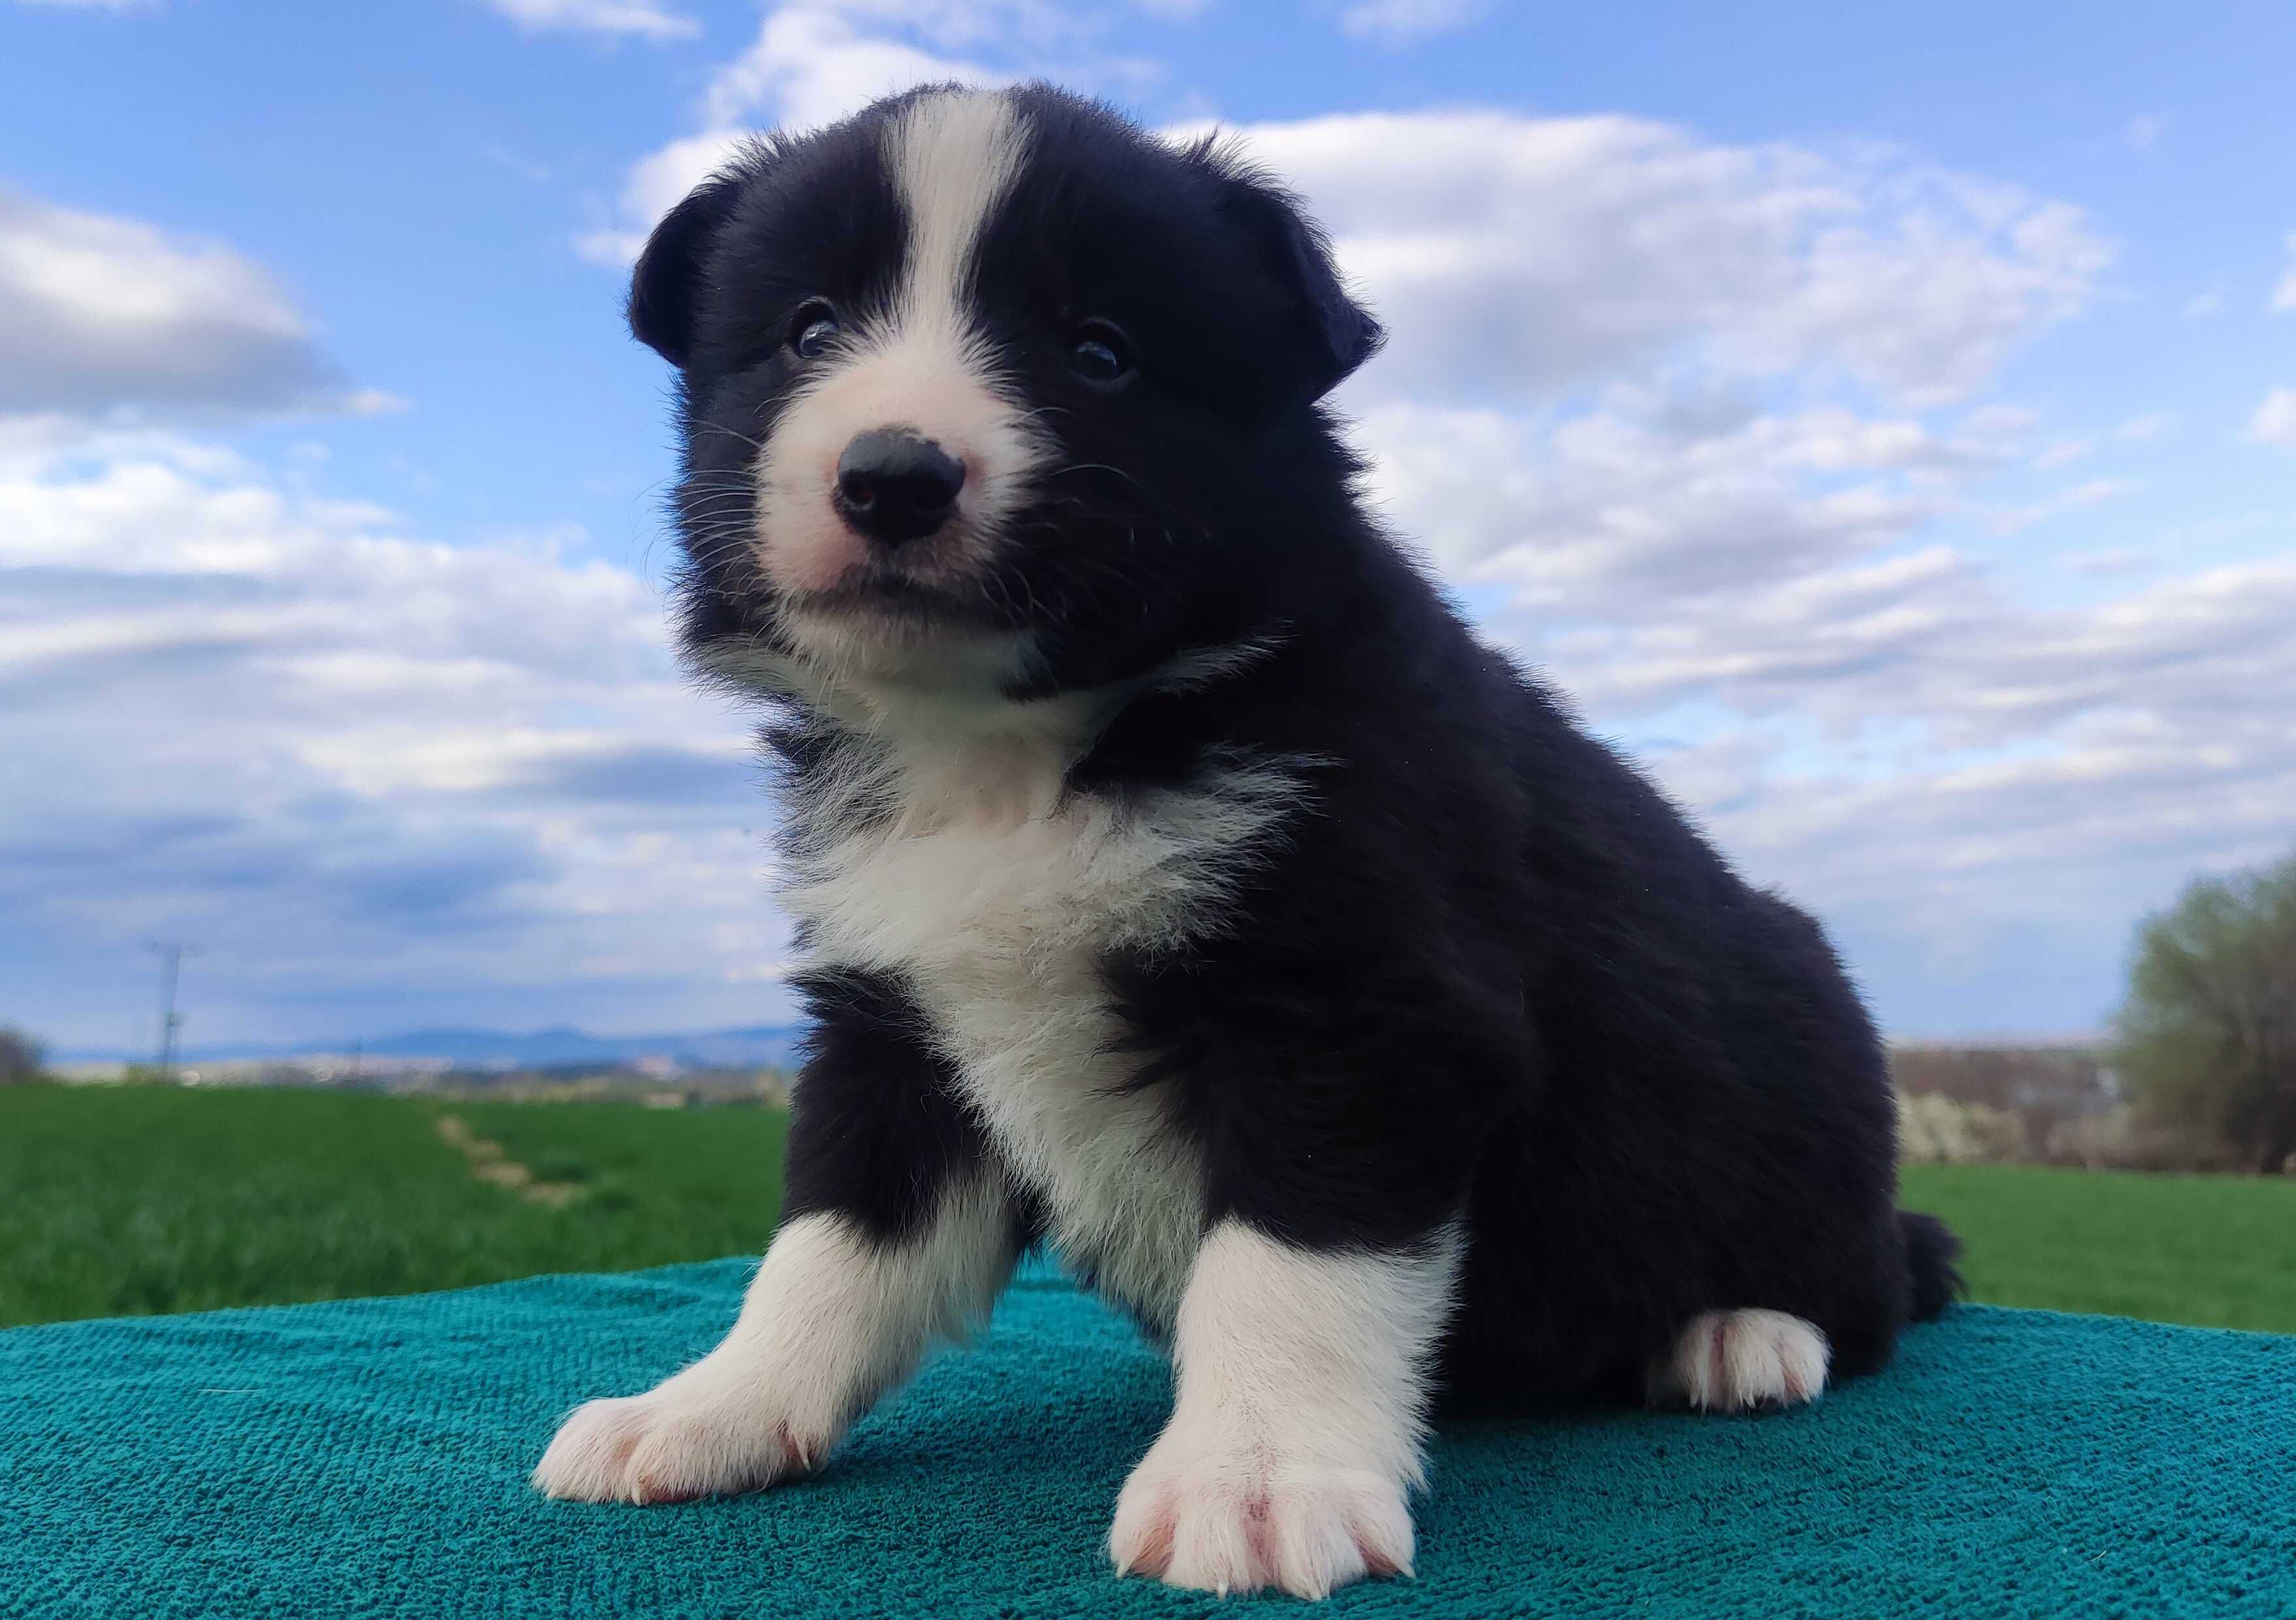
top-left (1093, 530), bottom-right (1954, 1401)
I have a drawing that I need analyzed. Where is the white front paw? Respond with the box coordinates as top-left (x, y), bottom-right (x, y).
top-left (1109, 1434), bottom-right (1415, 1600)
top-left (532, 1378), bottom-right (828, 1505)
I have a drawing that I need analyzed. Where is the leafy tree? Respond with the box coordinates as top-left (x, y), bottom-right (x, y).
top-left (0, 1025), bottom-right (46, 1086)
top-left (2114, 854), bottom-right (2296, 1173)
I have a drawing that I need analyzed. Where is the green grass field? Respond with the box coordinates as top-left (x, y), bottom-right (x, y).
top-left (0, 1084), bottom-right (783, 1327)
top-left (1900, 1161), bottom-right (2296, 1333)
top-left (8, 1083), bottom-right (2296, 1335)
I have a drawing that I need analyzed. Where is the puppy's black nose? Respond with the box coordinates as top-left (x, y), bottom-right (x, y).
top-left (834, 429), bottom-right (965, 547)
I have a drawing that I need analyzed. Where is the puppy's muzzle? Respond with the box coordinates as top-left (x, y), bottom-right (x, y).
top-left (834, 429), bottom-right (966, 549)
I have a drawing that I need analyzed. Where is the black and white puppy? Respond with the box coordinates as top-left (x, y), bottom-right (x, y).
top-left (533, 84), bottom-right (1961, 1598)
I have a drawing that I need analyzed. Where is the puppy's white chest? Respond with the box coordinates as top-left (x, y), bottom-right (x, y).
top-left (785, 761), bottom-right (1300, 1323)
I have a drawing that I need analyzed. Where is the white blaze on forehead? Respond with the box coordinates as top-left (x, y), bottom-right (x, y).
top-left (749, 87), bottom-right (1047, 656)
top-left (885, 89), bottom-right (1027, 349)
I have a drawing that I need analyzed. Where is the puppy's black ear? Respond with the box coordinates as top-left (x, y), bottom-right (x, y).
top-left (628, 172), bottom-right (746, 366)
top-left (1212, 160), bottom-right (1385, 399)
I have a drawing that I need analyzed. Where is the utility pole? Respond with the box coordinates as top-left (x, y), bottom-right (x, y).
top-left (144, 939), bottom-right (202, 1082)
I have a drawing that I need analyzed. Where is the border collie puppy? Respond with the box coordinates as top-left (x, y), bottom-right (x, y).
top-left (533, 84), bottom-right (1961, 1598)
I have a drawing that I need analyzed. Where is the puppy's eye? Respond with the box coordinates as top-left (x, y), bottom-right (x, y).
top-left (1068, 320), bottom-right (1133, 385)
top-left (788, 301), bottom-right (840, 360)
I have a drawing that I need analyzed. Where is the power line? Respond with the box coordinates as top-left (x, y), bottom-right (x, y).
top-left (143, 939), bottom-right (204, 1082)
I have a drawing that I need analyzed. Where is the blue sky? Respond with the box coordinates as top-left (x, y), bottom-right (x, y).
top-left (3, 0), bottom-right (2293, 1053)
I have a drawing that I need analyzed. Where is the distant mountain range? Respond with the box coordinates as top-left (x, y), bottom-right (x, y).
top-left (58, 1024), bottom-right (806, 1069)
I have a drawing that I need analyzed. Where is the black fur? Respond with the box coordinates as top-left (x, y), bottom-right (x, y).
top-left (781, 966), bottom-right (1040, 1250)
top-left (637, 84), bottom-right (1960, 1407)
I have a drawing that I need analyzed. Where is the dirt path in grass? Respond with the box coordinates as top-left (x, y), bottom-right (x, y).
top-left (433, 1113), bottom-right (585, 1208)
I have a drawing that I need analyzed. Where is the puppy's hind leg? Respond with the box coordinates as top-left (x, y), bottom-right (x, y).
top-left (1647, 1308), bottom-right (1830, 1413)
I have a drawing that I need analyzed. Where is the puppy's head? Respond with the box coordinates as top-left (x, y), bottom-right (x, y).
top-left (634, 85), bottom-right (1381, 702)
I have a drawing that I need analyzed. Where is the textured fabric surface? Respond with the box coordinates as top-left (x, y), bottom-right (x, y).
top-left (6, 1258), bottom-right (2293, 1619)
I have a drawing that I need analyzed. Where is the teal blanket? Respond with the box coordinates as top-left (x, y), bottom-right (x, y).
top-left (6, 1259), bottom-right (2293, 1617)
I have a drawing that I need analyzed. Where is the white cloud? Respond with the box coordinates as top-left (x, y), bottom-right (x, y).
top-left (1359, 398), bottom-right (1990, 615)
top-left (1339, 279), bottom-right (2288, 1035)
top-left (1339, 0), bottom-right (1488, 46)
top-left (2124, 114), bottom-right (2165, 151)
top-left (577, 129), bottom-right (758, 264)
top-left (1669, 689), bottom-right (2296, 1035)
top-left (484, 144), bottom-right (556, 185)
top-left (701, 4), bottom-right (1021, 130)
top-left (2272, 231), bottom-right (2296, 314)
top-left (2183, 285), bottom-right (2224, 319)
top-left (0, 189), bottom-right (357, 420)
top-left (2248, 387), bottom-right (2296, 451)
top-left (578, 3), bottom-right (1036, 262)
top-left (1545, 555), bottom-right (2296, 752)
top-left (2112, 410), bottom-right (2173, 442)
top-left (1228, 111), bottom-right (2111, 408)
top-left (1985, 476), bottom-right (2140, 536)
top-left (579, 0), bottom-right (1173, 263)
top-left (0, 428), bottom-right (790, 1044)
top-left (2065, 547), bottom-right (2148, 575)
top-left (484, 0), bottom-right (698, 41)
top-left (1515, 538), bottom-right (2296, 999)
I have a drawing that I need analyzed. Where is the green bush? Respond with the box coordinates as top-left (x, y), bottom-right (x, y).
top-left (0, 1026), bottom-right (45, 1086)
top-left (2115, 852), bottom-right (2296, 1172)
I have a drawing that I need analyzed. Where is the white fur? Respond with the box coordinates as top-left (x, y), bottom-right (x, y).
top-left (784, 697), bottom-right (1312, 1328)
top-left (533, 1179), bottom-right (1015, 1503)
top-left (1649, 1308), bottom-right (1830, 1412)
top-left (887, 91), bottom-right (1026, 355)
top-left (1108, 1221), bottom-right (1460, 1598)
top-left (752, 89), bottom-right (1049, 660)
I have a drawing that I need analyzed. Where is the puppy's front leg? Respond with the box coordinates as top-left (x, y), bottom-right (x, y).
top-left (532, 1180), bottom-right (1015, 1503)
top-left (1110, 1220), bottom-right (1460, 1599)
top-left (534, 970), bottom-right (1019, 1504)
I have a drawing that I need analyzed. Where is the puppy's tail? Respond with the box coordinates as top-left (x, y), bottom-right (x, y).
top-left (1897, 1210), bottom-right (1965, 1321)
